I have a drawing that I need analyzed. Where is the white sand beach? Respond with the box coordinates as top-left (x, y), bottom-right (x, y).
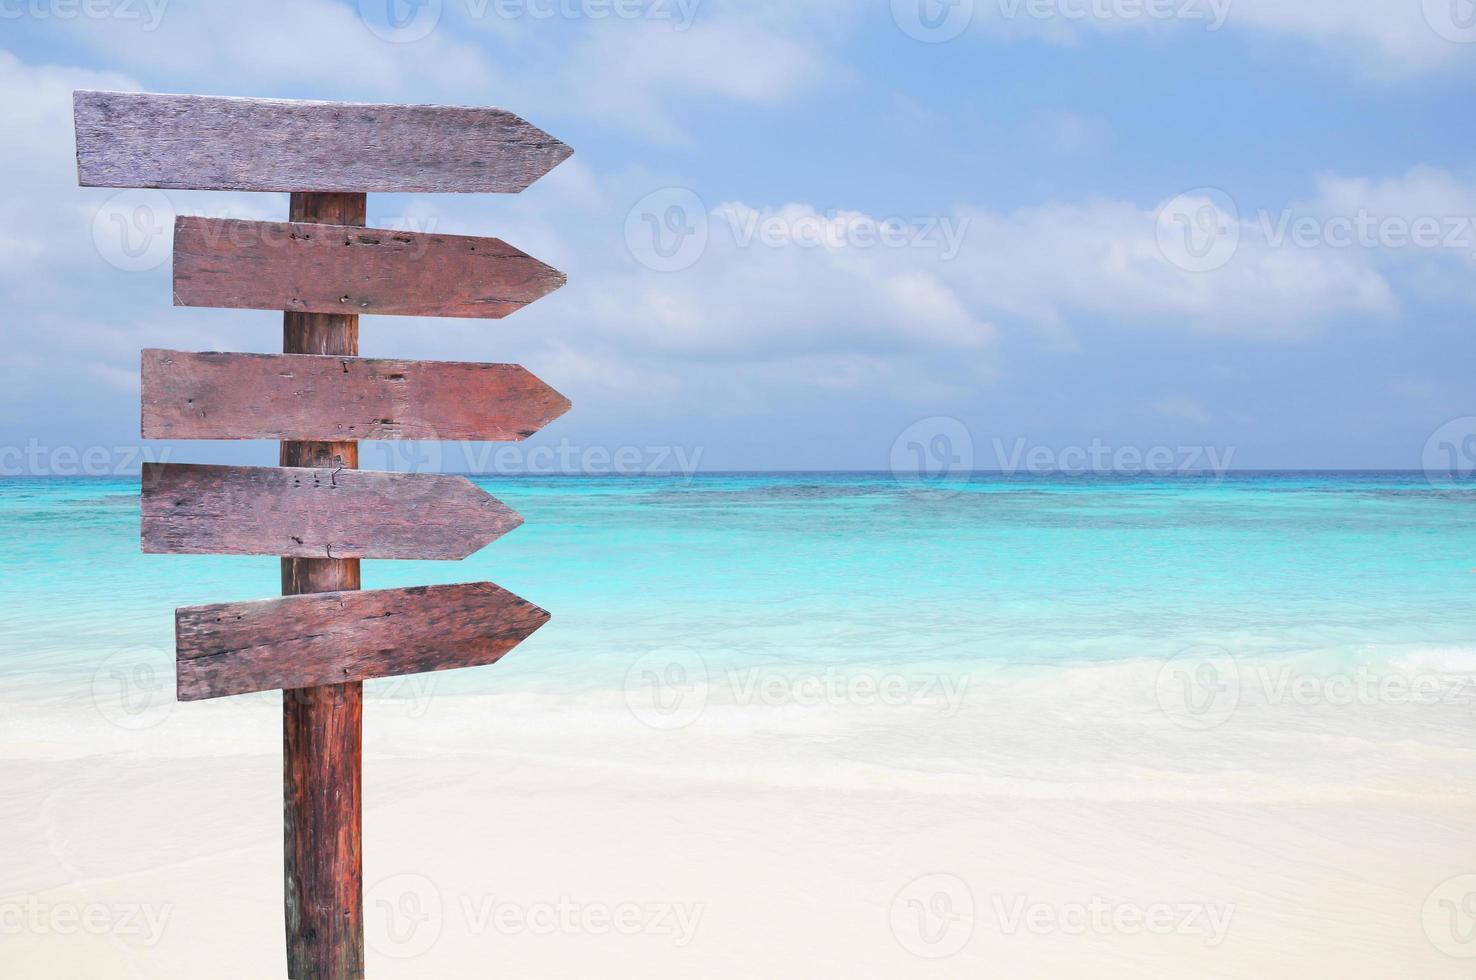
top-left (5, 656), bottom-right (1475, 978)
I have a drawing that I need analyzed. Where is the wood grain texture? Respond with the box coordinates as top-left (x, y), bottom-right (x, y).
top-left (283, 683), bottom-right (360, 980)
top-left (280, 190), bottom-right (364, 980)
top-left (141, 349), bottom-right (570, 442)
top-left (74, 91), bottom-right (572, 193)
top-left (175, 582), bottom-right (550, 701)
top-left (172, 217), bottom-right (565, 318)
top-left (142, 463), bottom-right (521, 560)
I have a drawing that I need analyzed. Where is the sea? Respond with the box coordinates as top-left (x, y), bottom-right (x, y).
top-left (4, 472), bottom-right (1476, 715)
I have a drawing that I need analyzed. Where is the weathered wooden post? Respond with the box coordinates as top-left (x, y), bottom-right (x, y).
top-left (75, 91), bottom-right (573, 978)
top-left (279, 189), bottom-right (368, 980)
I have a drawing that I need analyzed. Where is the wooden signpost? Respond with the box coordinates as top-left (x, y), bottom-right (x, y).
top-left (141, 463), bottom-right (523, 560)
top-left (173, 217), bottom-right (566, 319)
top-left (141, 349), bottom-right (570, 442)
top-left (176, 582), bottom-right (551, 701)
top-left (75, 90), bottom-right (572, 979)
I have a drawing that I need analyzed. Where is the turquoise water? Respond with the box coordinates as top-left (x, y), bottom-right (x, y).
top-left (4, 473), bottom-right (1475, 704)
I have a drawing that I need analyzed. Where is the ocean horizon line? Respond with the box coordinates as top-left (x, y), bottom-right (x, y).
top-left (0, 468), bottom-right (1451, 479)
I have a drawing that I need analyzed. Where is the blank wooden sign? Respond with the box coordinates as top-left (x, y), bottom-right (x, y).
top-left (176, 582), bottom-right (550, 700)
top-left (141, 349), bottom-right (570, 442)
top-left (76, 84), bottom-right (577, 977)
top-left (142, 463), bottom-right (520, 560)
top-left (74, 91), bottom-right (572, 194)
top-left (173, 217), bottom-right (565, 318)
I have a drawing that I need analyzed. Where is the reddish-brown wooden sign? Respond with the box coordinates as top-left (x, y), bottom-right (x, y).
top-left (142, 463), bottom-right (521, 560)
top-left (176, 582), bottom-right (550, 701)
top-left (79, 88), bottom-right (574, 979)
top-left (173, 217), bottom-right (565, 318)
top-left (74, 91), bottom-right (572, 194)
top-left (141, 349), bottom-right (569, 442)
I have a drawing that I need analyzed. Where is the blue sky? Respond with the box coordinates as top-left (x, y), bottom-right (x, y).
top-left (3, 0), bottom-right (1476, 473)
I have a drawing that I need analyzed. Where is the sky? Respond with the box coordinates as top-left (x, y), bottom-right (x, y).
top-left (3, 0), bottom-right (1476, 474)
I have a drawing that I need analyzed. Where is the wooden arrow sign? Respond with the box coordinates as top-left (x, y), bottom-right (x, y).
top-left (77, 85), bottom-right (577, 978)
top-left (74, 91), bottom-right (572, 194)
top-left (173, 217), bottom-right (565, 318)
top-left (141, 349), bottom-right (569, 442)
top-left (175, 582), bottom-right (549, 701)
top-left (142, 463), bottom-right (520, 560)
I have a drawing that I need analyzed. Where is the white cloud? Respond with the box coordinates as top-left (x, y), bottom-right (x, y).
top-left (0, 52), bottom-right (139, 286)
top-left (41, 1), bottom-right (839, 144)
top-left (568, 201), bottom-right (995, 360)
top-left (50, 0), bottom-right (498, 97)
top-left (551, 18), bottom-right (835, 142)
top-left (1301, 167), bottom-right (1476, 230)
top-left (1386, 375), bottom-right (1442, 404)
top-left (0, 50), bottom-right (136, 159)
top-left (945, 196), bottom-right (1394, 337)
top-left (84, 361), bottom-right (140, 394)
top-left (1150, 394), bottom-right (1211, 424)
top-left (964, 0), bottom-right (1474, 75)
top-left (476, 166), bottom-right (1476, 415)
top-left (1026, 110), bottom-right (1108, 154)
top-left (943, 167), bottom-right (1476, 336)
top-left (1255, 166), bottom-right (1476, 307)
top-left (1221, 0), bottom-right (1471, 74)
top-left (4, 24), bottom-right (1474, 447)
top-left (550, 165), bottom-right (1476, 377)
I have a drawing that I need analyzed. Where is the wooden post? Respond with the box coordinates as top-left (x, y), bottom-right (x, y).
top-left (75, 91), bottom-right (572, 975)
top-left (281, 191), bottom-right (366, 980)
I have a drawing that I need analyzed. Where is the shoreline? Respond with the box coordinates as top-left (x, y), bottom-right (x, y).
top-left (5, 659), bottom-right (1474, 976)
